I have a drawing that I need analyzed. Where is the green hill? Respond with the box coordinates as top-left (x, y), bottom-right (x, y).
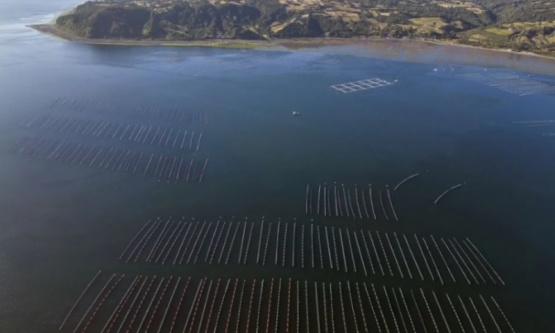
top-left (54, 0), bottom-right (555, 56)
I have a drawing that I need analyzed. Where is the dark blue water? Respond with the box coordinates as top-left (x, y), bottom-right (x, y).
top-left (1, 1), bottom-right (555, 332)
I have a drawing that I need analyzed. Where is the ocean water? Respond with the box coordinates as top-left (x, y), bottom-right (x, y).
top-left (1, 1), bottom-right (555, 332)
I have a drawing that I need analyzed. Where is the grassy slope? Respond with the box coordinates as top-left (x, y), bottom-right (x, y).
top-left (52, 0), bottom-right (555, 56)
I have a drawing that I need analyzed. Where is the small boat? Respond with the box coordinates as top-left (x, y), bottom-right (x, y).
top-left (292, 111), bottom-right (300, 116)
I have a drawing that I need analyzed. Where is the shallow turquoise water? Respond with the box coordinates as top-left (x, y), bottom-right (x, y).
top-left (1, 1), bottom-right (555, 332)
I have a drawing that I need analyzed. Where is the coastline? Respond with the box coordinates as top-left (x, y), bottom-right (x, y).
top-left (29, 23), bottom-right (555, 74)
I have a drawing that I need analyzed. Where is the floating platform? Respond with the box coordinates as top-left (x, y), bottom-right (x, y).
top-left (331, 78), bottom-right (394, 94)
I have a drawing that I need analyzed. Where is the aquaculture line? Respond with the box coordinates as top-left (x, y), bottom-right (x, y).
top-left (21, 114), bottom-right (204, 151)
top-left (10, 137), bottom-right (209, 183)
top-left (118, 218), bottom-right (506, 286)
top-left (49, 97), bottom-right (208, 124)
top-left (60, 273), bottom-right (516, 333)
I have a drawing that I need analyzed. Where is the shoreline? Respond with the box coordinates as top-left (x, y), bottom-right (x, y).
top-left (29, 24), bottom-right (555, 74)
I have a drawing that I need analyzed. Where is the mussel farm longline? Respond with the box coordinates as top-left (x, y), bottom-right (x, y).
top-left (434, 184), bottom-right (464, 205)
top-left (61, 273), bottom-right (515, 333)
top-left (117, 218), bottom-right (507, 286)
top-left (394, 173), bottom-right (421, 192)
top-left (48, 97), bottom-right (208, 124)
top-left (21, 114), bottom-right (205, 151)
top-left (457, 73), bottom-right (555, 97)
top-left (305, 183), bottom-right (399, 220)
top-left (9, 137), bottom-right (209, 183)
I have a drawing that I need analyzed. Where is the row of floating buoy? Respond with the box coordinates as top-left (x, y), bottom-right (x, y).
top-left (458, 73), bottom-right (555, 97)
top-left (21, 114), bottom-right (204, 151)
top-left (62, 273), bottom-right (516, 333)
top-left (434, 184), bottom-right (464, 205)
top-left (119, 218), bottom-right (505, 286)
top-left (306, 177), bottom-right (466, 216)
top-left (10, 137), bottom-right (209, 183)
top-left (305, 183), bottom-right (398, 221)
top-left (49, 97), bottom-right (208, 124)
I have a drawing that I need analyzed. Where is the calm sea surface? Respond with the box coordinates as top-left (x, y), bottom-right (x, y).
top-left (1, 1), bottom-right (555, 332)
